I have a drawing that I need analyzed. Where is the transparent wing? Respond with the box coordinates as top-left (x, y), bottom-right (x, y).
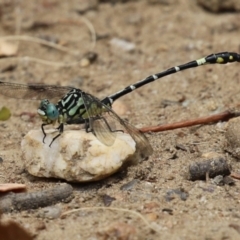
top-left (118, 119), bottom-right (153, 158)
top-left (104, 110), bottom-right (153, 158)
top-left (81, 92), bottom-right (117, 146)
top-left (0, 81), bottom-right (73, 100)
top-left (81, 92), bottom-right (103, 118)
top-left (82, 92), bottom-right (153, 157)
top-left (92, 117), bottom-right (116, 146)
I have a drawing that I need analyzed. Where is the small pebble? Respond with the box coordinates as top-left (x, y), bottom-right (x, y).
top-left (80, 52), bottom-right (98, 67)
top-left (165, 188), bottom-right (189, 202)
top-left (102, 194), bottom-right (116, 206)
top-left (144, 212), bottom-right (158, 221)
top-left (212, 175), bottom-right (224, 186)
top-left (120, 179), bottom-right (139, 191)
top-left (110, 38), bottom-right (136, 52)
top-left (35, 221), bottom-right (46, 231)
top-left (39, 206), bottom-right (62, 219)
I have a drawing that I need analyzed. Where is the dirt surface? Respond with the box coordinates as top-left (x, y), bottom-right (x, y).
top-left (0, 0), bottom-right (240, 239)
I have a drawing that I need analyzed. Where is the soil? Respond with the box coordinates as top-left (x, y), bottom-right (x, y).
top-left (0, 0), bottom-right (240, 239)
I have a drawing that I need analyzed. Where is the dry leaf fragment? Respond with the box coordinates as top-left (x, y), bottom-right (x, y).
top-left (0, 184), bottom-right (26, 192)
top-left (0, 217), bottom-right (33, 240)
top-left (0, 40), bottom-right (18, 57)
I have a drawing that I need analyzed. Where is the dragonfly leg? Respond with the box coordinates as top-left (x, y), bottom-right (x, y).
top-left (41, 123), bottom-right (48, 143)
top-left (85, 119), bottom-right (93, 133)
top-left (48, 123), bottom-right (64, 147)
top-left (101, 117), bottom-right (124, 133)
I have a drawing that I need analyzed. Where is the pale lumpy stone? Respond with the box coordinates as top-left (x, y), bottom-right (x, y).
top-left (21, 130), bottom-right (137, 182)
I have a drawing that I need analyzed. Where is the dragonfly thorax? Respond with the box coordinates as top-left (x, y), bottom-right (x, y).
top-left (56, 89), bottom-right (87, 120)
top-left (38, 99), bottom-right (59, 124)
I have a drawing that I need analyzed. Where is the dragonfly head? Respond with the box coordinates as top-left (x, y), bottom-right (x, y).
top-left (37, 99), bottom-right (59, 124)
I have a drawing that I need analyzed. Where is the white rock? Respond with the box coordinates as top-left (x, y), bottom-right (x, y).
top-left (21, 129), bottom-right (137, 182)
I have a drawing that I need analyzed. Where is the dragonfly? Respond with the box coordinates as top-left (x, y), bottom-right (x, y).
top-left (0, 51), bottom-right (239, 157)
top-left (0, 82), bottom-right (153, 158)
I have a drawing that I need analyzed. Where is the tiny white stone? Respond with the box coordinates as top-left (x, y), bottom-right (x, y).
top-left (110, 38), bottom-right (136, 52)
top-left (21, 129), bottom-right (138, 182)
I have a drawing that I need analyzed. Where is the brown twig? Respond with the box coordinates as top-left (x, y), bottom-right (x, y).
top-left (140, 110), bottom-right (240, 133)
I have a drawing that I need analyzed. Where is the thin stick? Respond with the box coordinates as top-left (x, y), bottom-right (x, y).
top-left (0, 35), bottom-right (78, 56)
top-left (140, 110), bottom-right (239, 133)
top-left (73, 16), bottom-right (96, 50)
top-left (55, 17), bottom-right (96, 51)
top-left (0, 56), bottom-right (84, 67)
top-left (61, 206), bottom-right (161, 233)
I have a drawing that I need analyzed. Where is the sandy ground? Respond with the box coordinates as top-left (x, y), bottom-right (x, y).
top-left (0, 0), bottom-right (240, 239)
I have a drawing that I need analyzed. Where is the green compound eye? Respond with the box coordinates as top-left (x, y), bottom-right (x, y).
top-left (38, 99), bottom-right (59, 121)
top-left (45, 103), bottom-right (59, 121)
